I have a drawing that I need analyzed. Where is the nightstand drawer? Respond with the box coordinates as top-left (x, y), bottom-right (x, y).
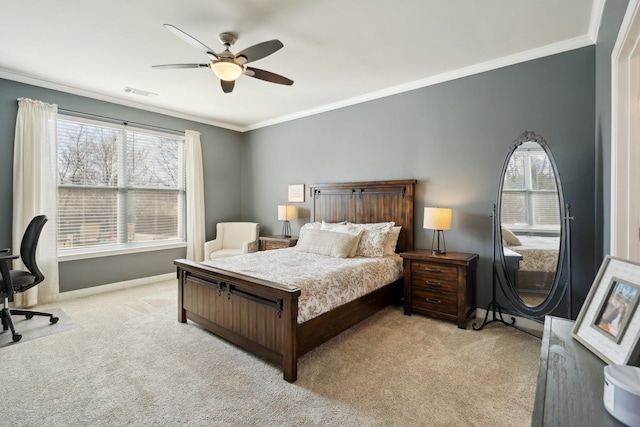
top-left (410, 273), bottom-right (457, 293)
top-left (263, 241), bottom-right (289, 250)
top-left (411, 288), bottom-right (457, 316)
top-left (410, 261), bottom-right (458, 281)
top-left (259, 236), bottom-right (298, 251)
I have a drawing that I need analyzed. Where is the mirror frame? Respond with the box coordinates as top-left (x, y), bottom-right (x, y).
top-left (494, 131), bottom-right (569, 319)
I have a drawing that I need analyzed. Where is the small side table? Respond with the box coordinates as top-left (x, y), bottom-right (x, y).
top-left (259, 235), bottom-right (298, 251)
top-left (400, 250), bottom-right (479, 329)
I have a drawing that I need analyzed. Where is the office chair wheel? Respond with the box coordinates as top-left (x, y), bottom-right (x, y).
top-left (25, 314), bottom-right (34, 319)
top-left (50, 316), bottom-right (59, 324)
top-left (12, 333), bottom-right (22, 342)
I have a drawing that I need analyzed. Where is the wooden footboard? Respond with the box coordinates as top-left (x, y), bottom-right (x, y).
top-left (175, 259), bottom-right (301, 382)
top-left (175, 259), bottom-right (402, 382)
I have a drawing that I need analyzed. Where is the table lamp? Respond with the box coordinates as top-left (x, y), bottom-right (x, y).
top-left (423, 207), bottom-right (452, 254)
top-left (278, 205), bottom-right (296, 238)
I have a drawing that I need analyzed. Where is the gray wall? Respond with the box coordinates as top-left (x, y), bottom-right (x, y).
top-left (242, 47), bottom-right (597, 315)
top-left (596, 0), bottom-right (630, 260)
top-left (0, 78), bottom-right (243, 292)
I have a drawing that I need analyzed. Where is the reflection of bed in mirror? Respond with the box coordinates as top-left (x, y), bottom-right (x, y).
top-left (504, 234), bottom-right (559, 305)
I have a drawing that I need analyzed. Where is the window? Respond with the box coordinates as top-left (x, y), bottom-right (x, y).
top-left (501, 146), bottom-right (560, 232)
top-left (57, 116), bottom-right (186, 254)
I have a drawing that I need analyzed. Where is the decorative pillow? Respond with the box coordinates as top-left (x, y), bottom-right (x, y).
top-left (296, 229), bottom-right (361, 258)
top-left (501, 227), bottom-right (522, 246)
top-left (320, 222), bottom-right (362, 257)
top-left (383, 226), bottom-right (402, 255)
top-left (347, 222), bottom-right (394, 257)
top-left (356, 228), bottom-right (391, 257)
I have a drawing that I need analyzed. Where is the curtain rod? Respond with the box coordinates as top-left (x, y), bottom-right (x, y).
top-left (57, 108), bottom-right (185, 136)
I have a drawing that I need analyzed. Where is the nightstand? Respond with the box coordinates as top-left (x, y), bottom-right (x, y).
top-left (259, 235), bottom-right (299, 251)
top-left (400, 250), bottom-right (479, 329)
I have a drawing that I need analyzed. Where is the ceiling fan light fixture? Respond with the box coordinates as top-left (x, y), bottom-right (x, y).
top-left (211, 60), bottom-right (243, 81)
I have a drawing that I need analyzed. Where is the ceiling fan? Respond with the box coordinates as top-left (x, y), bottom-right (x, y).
top-left (153, 24), bottom-right (294, 93)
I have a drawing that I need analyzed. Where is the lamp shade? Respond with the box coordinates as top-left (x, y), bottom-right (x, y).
top-left (423, 207), bottom-right (452, 231)
top-left (278, 205), bottom-right (297, 221)
top-left (211, 60), bottom-right (243, 81)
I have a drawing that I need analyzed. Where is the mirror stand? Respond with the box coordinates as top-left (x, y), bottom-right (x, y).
top-left (472, 205), bottom-right (518, 333)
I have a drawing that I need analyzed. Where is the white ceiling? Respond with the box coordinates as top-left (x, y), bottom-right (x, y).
top-left (0, 0), bottom-right (601, 132)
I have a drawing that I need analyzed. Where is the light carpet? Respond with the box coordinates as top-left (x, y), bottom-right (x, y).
top-left (3, 280), bottom-right (541, 426)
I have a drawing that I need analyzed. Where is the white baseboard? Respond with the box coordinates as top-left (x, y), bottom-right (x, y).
top-left (473, 308), bottom-right (544, 335)
top-left (53, 273), bottom-right (175, 302)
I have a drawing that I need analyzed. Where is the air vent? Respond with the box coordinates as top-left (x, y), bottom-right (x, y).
top-left (124, 87), bottom-right (158, 97)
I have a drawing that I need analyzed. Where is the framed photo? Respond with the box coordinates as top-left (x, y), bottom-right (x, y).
top-left (572, 256), bottom-right (640, 365)
top-left (287, 184), bottom-right (305, 203)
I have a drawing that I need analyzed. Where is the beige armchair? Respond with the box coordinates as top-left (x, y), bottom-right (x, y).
top-left (204, 222), bottom-right (260, 259)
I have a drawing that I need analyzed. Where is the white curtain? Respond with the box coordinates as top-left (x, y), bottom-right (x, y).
top-left (185, 130), bottom-right (205, 262)
top-left (12, 98), bottom-right (59, 306)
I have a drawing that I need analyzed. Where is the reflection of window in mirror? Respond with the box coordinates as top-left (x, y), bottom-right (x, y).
top-left (502, 142), bottom-right (560, 235)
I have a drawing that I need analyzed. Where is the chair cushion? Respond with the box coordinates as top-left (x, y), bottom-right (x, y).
top-left (10, 270), bottom-right (37, 292)
top-left (210, 249), bottom-right (244, 259)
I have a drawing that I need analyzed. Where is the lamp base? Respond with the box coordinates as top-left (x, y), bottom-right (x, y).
top-left (281, 220), bottom-right (291, 238)
top-left (430, 230), bottom-right (447, 255)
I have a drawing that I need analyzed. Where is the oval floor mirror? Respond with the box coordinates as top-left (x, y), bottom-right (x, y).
top-left (475, 131), bottom-right (573, 332)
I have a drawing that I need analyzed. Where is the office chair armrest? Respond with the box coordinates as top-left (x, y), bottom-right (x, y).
top-left (0, 254), bottom-right (18, 291)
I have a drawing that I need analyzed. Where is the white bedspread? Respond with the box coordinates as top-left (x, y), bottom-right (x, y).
top-left (202, 248), bottom-right (403, 324)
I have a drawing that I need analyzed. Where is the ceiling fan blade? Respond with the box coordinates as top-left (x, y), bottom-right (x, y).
top-left (152, 64), bottom-right (209, 69)
top-left (245, 67), bottom-right (293, 86)
top-left (235, 40), bottom-right (283, 64)
top-left (164, 24), bottom-right (218, 60)
top-left (221, 80), bottom-right (235, 93)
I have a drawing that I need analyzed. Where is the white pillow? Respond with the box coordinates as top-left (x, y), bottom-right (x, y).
top-left (347, 222), bottom-right (394, 257)
top-left (299, 222), bottom-right (322, 240)
top-left (384, 226), bottom-right (402, 255)
top-left (320, 221), bottom-right (362, 257)
top-left (296, 229), bottom-right (361, 258)
top-left (501, 227), bottom-right (522, 246)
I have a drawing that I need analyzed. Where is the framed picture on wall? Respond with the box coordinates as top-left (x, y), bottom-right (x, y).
top-left (572, 255), bottom-right (640, 365)
top-left (288, 184), bottom-right (305, 203)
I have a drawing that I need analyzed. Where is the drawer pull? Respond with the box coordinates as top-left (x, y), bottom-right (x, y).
top-left (424, 267), bottom-right (441, 273)
top-left (425, 298), bottom-right (442, 304)
top-left (425, 280), bottom-right (443, 286)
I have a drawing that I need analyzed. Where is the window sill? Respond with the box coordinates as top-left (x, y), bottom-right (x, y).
top-left (58, 241), bottom-right (187, 262)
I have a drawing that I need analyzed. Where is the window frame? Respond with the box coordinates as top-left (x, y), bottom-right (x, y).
top-left (56, 115), bottom-right (187, 261)
top-left (501, 147), bottom-right (560, 234)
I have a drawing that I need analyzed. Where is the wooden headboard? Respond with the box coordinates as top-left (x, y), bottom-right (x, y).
top-left (309, 179), bottom-right (417, 252)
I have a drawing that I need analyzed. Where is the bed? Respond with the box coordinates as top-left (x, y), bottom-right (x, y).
top-left (174, 179), bottom-right (416, 382)
top-left (505, 234), bottom-right (560, 292)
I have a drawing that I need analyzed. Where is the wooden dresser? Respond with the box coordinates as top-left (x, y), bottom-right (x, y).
top-left (259, 235), bottom-right (298, 251)
top-left (532, 316), bottom-right (624, 426)
top-left (400, 250), bottom-right (478, 329)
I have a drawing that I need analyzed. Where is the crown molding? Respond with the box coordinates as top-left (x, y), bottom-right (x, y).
top-left (590, 0), bottom-right (606, 42)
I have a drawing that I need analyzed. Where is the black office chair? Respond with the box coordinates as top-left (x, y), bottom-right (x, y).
top-left (0, 215), bottom-right (58, 342)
